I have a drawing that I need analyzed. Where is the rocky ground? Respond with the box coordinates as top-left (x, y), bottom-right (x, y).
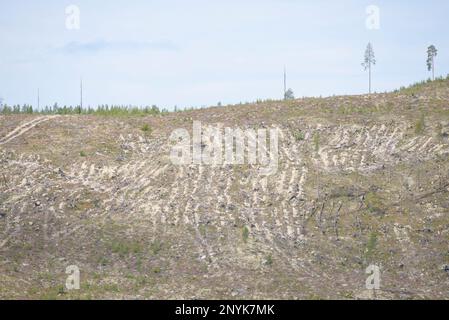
top-left (1, 79), bottom-right (449, 299)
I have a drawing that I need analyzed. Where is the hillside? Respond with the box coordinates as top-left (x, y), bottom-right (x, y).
top-left (1, 79), bottom-right (449, 299)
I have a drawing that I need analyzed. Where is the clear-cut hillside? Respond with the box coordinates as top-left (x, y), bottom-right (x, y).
top-left (1, 79), bottom-right (449, 299)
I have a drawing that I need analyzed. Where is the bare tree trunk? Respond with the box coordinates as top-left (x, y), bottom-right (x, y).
top-left (369, 62), bottom-right (372, 94)
top-left (284, 66), bottom-right (286, 99)
top-left (432, 59), bottom-right (435, 81)
top-left (80, 77), bottom-right (83, 114)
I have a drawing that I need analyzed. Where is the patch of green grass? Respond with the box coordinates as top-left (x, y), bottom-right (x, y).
top-left (152, 267), bottom-right (161, 274)
top-left (98, 257), bottom-right (109, 267)
top-left (366, 231), bottom-right (378, 260)
top-left (364, 192), bottom-right (383, 213)
top-left (110, 240), bottom-right (143, 257)
top-left (79, 151), bottom-right (87, 157)
top-left (293, 131), bottom-right (305, 141)
top-left (141, 124), bottom-right (152, 134)
top-left (39, 285), bottom-right (66, 300)
top-left (199, 224), bottom-right (207, 237)
top-left (342, 291), bottom-right (354, 299)
top-left (133, 275), bottom-right (151, 288)
top-left (265, 254), bottom-right (273, 266)
top-left (414, 114), bottom-right (425, 135)
top-left (102, 283), bottom-right (120, 292)
top-left (242, 226), bottom-right (249, 243)
top-left (150, 240), bottom-right (163, 255)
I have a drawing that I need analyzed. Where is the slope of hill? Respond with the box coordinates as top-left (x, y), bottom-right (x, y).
top-left (1, 79), bottom-right (449, 299)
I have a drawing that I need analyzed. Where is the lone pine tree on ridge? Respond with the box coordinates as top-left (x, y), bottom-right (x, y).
top-left (362, 42), bottom-right (376, 94)
top-left (427, 45), bottom-right (438, 81)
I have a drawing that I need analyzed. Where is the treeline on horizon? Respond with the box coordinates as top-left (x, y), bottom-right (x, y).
top-left (1, 76), bottom-right (449, 116)
top-left (0, 103), bottom-right (168, 116)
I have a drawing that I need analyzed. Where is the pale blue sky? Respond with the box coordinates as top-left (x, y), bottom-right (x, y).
top-left (0, 0), bottom-right (448, 110)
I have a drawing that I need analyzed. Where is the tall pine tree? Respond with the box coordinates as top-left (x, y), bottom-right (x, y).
top-left (362, 43), bottom-right (376, 94)
top-left (427, 45), bottom-right (438, 81)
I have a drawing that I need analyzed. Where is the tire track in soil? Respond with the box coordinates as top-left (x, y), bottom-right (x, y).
top-left (0, 116), bottom-right (58, 145)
